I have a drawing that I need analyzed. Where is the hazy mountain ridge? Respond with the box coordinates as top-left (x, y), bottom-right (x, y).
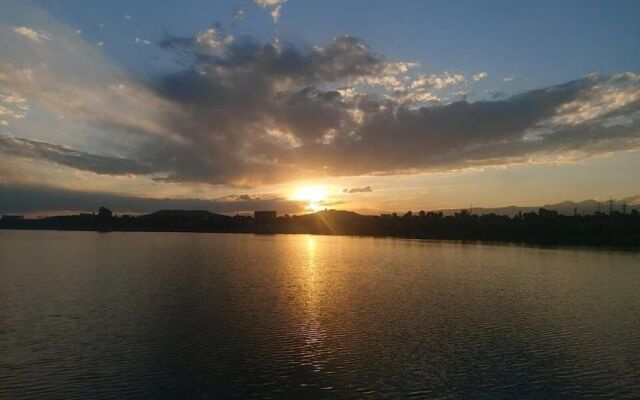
top-left (435, 196), bottom-right (640, 217)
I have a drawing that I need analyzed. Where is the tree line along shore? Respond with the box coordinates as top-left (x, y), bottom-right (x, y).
top-left (2, 207), bottom-right (640, 248)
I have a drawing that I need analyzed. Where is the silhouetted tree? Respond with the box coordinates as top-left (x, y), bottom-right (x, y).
top-left (538, 208), bottom-right (558, 217)
top-left (456, 209), bottom-right (470, 218)
top-left (98, 206), bottom-right (113, 219)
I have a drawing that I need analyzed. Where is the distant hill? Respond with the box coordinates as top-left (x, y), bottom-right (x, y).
top-left (138, 209), bottom-right (231, 221)
top-left (297, 209), bottom-right (362, 221)
top-left (129, 209), bottom-right (234, 230)
top-left (435, 196), bottom-right (640, 217)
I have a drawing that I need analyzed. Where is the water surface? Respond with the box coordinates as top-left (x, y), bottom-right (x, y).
top-left (1, 230), bottom-right (639, 399)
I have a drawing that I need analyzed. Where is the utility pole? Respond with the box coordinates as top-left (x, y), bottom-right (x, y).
top-left (609, 197), bottom-right (614, 215)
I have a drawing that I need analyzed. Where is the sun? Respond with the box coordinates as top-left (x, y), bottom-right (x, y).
top-left (292, 186), bottom-right (327, 203)
top-left (291, 185), bottom-right (328, 212)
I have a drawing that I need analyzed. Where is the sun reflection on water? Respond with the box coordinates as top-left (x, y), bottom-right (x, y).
top-left (299, 235), bottom-right (326, 372)
top-left (306, 236), bottom-right (317, 263)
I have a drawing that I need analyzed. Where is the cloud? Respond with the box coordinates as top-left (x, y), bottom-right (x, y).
top-left (0, 134), bottom-right (157, 175)
top-left (360, 70), bottom-right (466, 104)
top-left (12, 26), bottom-right (52, 42)
top-left (254, 0), bottom-right (287, 22)
top-left (343, 186), bottom-right (372, 193)
top-left (0, 91), bottom-right (29, 126)
top-left (232, 6), bottom-right (245, 21)
top-left (0, 49), bottom-right (184, 145)
top-left (473, 71), bottom-right (488, 81)
top-left (2, 23), bottom-right (640, 189)
top-left (410, 71), bottom-right (466, 90)
top-left (135, 37), bottom-right (151, 45)
top-left (487, 90), bottom-right (508, 99)
top-left (195, 27), bottom-right (234, 52)
top-left (0, 183), bottom-right (305, 215)
top-left (383, 62), bottom-right (419, 75)
top-left (161, 25), bottom-right (235, 55)
top-left (503, 76), bottom-right (513, 82)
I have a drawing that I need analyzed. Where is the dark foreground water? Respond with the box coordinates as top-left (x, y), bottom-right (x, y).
top-left (1, 231), bottom-right (639, 399)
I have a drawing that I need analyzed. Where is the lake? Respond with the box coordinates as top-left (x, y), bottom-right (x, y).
top-left (1, 230), bottom-right (639, 399)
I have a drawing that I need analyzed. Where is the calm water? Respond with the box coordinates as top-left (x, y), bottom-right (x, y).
top-left (1, 231), bottom-right (639, 399)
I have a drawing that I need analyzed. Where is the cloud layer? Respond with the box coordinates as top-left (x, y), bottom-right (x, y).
top-left (0, 183), bottom-right (305, 215)
top-left (1, 23), bottom-right (639, 190)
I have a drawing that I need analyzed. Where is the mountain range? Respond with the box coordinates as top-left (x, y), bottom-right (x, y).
top-left (434, 196), bottom-right (640, 217)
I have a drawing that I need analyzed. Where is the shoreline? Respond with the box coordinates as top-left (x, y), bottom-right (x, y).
top-left (2, 226), bottom-right (639, 251)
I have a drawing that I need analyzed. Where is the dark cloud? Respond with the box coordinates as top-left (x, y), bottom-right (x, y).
top-left (2, 31), bottom-right (639, 187)
top-left (159, 34), bottom-right (384, 83)
top-left (343, 186), bottom-right (372, 193)
top-left (0, 134), bottom-right (156, 175)
top-left (146, 36), bottom-right (640, 184)
top-left (489, 90), bottom-right (508, 100)
top-left (0, 183), bottom-right (304, 215)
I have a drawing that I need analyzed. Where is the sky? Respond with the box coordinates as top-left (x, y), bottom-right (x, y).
top-left (1, 0), bottom-right (639, 215)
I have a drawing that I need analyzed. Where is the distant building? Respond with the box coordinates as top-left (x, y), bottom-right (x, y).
top-left (1, 215), bottom-right (24, 221)
top-left (254, 210), bottom-right (277, 225)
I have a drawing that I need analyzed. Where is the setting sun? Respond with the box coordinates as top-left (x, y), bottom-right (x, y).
top-left (291, 186), bottom-right (328, 211)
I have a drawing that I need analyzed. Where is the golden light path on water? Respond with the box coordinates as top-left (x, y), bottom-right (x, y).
top-left (299, 236), bottom-right (326, 373)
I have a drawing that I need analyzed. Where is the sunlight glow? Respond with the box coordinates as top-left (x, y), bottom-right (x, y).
top-left (291, 185), bottom-right (328, 211)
